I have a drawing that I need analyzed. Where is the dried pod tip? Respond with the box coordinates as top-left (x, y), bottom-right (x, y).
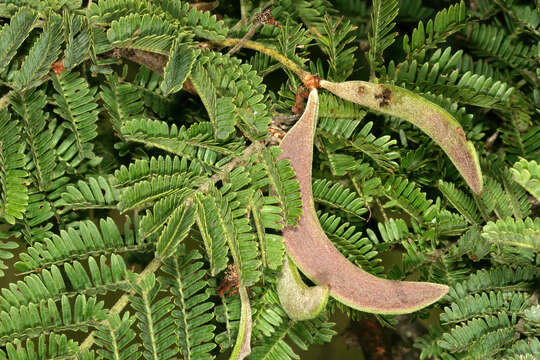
top-left (277, 256), bottom-right (330, 321)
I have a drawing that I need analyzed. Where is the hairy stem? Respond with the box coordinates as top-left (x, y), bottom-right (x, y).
top-left (212, 39), bottom-right (308, 79)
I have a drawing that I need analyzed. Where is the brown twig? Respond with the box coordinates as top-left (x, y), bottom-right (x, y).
top-left (190, 0), bottom-right (219, 12)
top-left (227, 8), bottom-right (276, 56)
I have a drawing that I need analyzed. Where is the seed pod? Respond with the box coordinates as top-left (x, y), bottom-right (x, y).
top-left (320, 80), bottom-right (483, 194)
top-left (230, 285), bottom-right (252, 360)
top-left (278, 88), bottom-right (449, 314)
top-left (277, 256), bottom-right (330, 320)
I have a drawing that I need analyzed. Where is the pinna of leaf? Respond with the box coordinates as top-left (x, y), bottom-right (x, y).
top-left (277, 88), bottom-right (450, 315)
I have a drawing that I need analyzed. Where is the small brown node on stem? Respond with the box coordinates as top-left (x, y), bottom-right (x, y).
top-left (456, 127), bottom-right (466, 139)
top-left (217, 264), bottom-right (240, 297)
top-left (374, 86), bottom-right (392, 107)
top-left (292, 85), bottom-right (309, 114)
top-left (52, 61), bottom-right (65, 75)
top-left (357, 85), bottom-right (365, 96)
top-left (302, 73), bottom-right (321, 90)
top-left (254, 8), bottom-right (280, 27)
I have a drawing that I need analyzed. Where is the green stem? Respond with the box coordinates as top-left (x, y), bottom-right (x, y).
top-left (213, 39), bottom-right (308, 79)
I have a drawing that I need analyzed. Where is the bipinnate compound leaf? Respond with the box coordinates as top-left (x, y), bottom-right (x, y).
top-left (277, 256), bottom-right (329, 321)
top-left (320, 80), bottom-right (483, 194)
top-left (278, 88), bottom-right (449, 314)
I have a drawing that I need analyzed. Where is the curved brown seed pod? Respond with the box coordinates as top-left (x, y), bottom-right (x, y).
top-left (320, 80), bottom-right (483, 194)
top-left (278, 88), bottom-right (449, 314)
top-left (277, 256), bottom-right (330, 320)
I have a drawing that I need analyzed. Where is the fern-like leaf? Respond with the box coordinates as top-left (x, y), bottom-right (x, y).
top-left (438, 179), bottom-right (481, 224)
top-left (121, 119), bottom-right (240, 171)
top-left (130, 274), bottom-right (177, 360)
top-left (51, 71), bottom-right (99, 160)
top-left (318, 211), bottom-right (383, 275)
top-left (100, 75), bottom-right (144, 133)
top-left (368, 0), bottom-right (399, 73)
top-left (250, 314), bottom-right (336, 360)
top-left (155, 203), bottom-right (195, 259)
top-left (468, 23), bottom-right (535, 68)
top-left (161, 39), bottom-right (195, 95)
top-left (441, 291), bottom-right (530, 324)
top-left (446, 266), bottom-right (539, 302)
top-left (312, 178), bottom-right (367, 220)
top-left (94, 312), bottom-right (140, 360)
top-left (0, 109), bottom-right (28, 224)
top-left (0, 7), bottom-right (37, 74)
top-left (63, 13), bottom-right (91, 70)
top-left (190, 62), bottom-right (235, 140)
top-left (315, 16), bottom-right (358, 81)
top-left (118, 172), bottom-right (200, 212)
top-left (12, 13), bottom-right (63, 90)
top-left (59, 175), bottom-right (120, 210)
top-left (438, 313), bottom-right (516, 357)
top-left (511, 158), bottom-right (540, 201)
top-left (14, 217), bottom-right (149, 273)
top-left (196, 186), bottom-right (261, 285)
top-left (9, 90), bottom-right (55, 192)
top-left (0, 294), bottom-right (106, 346)
top-left (160, 247), bottom-right (216, 360)
top-left (258, 147), bottom-right (302, 226)
top-left (248, 192), bottom-right (285, 270)
top-left (0, 254), bottom-right (133, 311)
top-left (403, 1), bottom-right (467, 59)
top-left (482, 217), bottom-right (540, 252)
top-left (382, 176), bottom-right (434, 223)
top-left (1, 333), bottom-right (79, 360)
top-left (157, 0), bottom-right (228, 41)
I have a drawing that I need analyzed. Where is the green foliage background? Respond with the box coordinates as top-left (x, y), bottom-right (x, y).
top-left (0, 0), bottom-right (538, 359)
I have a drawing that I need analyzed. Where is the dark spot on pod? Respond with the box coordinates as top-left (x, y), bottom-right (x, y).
top-left (374, 86), bottom-right (392, 107)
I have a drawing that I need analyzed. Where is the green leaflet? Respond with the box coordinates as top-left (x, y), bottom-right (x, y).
top-left (95, 312), bottom-right (140, 360)
top-left (0, 7), bottom-right (37, 74)
top-left (190, 62), bottom-right (235, 140)
top-left (161, 40), bottom-right (195, 95)
top-left (155, 204), bottom-right (196, 259)
top-left (277, 256), bottom-right (329, 321)
top-left (194, 192), bottom-right (229, 276)
top-left (511, 158), bottom-right (540, 202)
top-left (13, 13), bottom-right (63, 90)
top-left (248, 191), bottom-right (285, 270)
top-left (0, 109), bottom-right (28, 224)
top-left (130, 274), bottom-right (177, 360)
top-left (160, 247), bottom-right (216, 360)
top-left (321, 80), bottom-right (483, 194)
top-left (51, 71), bottom-right (99, 160)
top-left (279, 88), bottom-right (449, 314)
top-left (258, 147), bottom-right (302, 226)
top-left (368, 0), bottom-right (399, 72)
